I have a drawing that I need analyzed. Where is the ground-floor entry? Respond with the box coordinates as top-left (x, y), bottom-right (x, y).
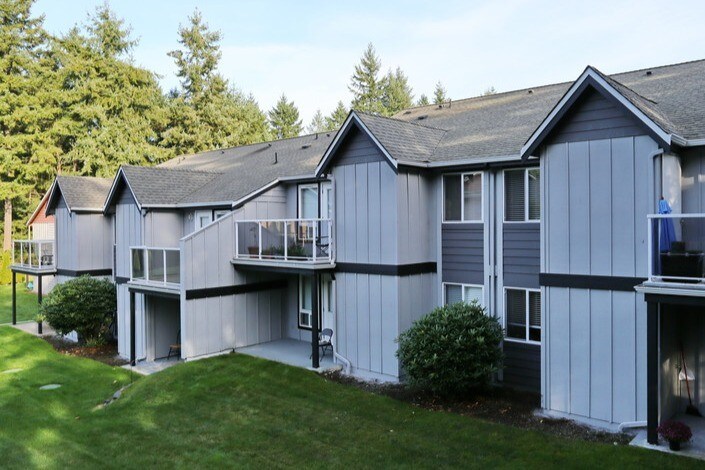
top-left (145, 296), bottom-right (181, 361)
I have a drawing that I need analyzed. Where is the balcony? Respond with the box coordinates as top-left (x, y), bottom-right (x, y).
top-left (233, 218), bottom-right (335, 271)
top-left (11, 239), bottom-right (56, 274)
top-left (644, 213), bottom-right (705, 293)
top-left (130, 247), bottom-right (180, 292)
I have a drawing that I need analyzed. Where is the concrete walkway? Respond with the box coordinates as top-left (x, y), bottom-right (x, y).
top-left (10, 321), bottom-right (56, 337)
top-left (122, 357), bottom-right (181, 376)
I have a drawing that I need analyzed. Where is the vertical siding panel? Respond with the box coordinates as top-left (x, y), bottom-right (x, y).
top-left (246, 293), bottom-right (258, 345)
top-left (548, 287), bottom-right (570, 412)
top-left (568, 142), bottom-right (590, 274)
top-left (547, 144), bottom-right (569, 272)
top-left (633, 136), bottom-right (656, 277)
top-left (343, 165), bottom-right (356, 262)
top-left (611, 138), bottom-right (636, 276)
top-left (589, 290), bottom-right (612, 421)
top-left (356, 274), bottom-right (371, 371)
top-left (355, 164), bottom-right (369, 263)
top-left (635, 294), bottom-right (647, 421)
top-left (234, 292), bottom-right (247, 347)
top-left (368, 275), bottom-right (382, 373)
top-left (345, 274), bottom-right (358, 365)
top-left (367, 163), bottom-right (381, 264)
top-left (612, 291), bottom-right (637, 423)
top-left (397, 173), bottom-right (410, 263)
top-left (381, 276), bottom-right (398, 377)
top-left (589, 140), bottom-right (612, 275)
top-left (569, 289), bottom-right (590, 416)
top-left (336, 274), bottom-right (347, 357)
top-left (221, 295), bottom-right (236, 349)
top-left (380, 165), bottom-right (397, 264)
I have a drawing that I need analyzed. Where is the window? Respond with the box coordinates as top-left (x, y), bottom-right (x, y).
top-left (443, 173), bottom-right (483, 222)
top-left (505, 288), bottom-right (541, 342)
top-left (195, 210), bottom-right (212, 229)
top-left (443, 282), bottom-right (483, 306)
top-left (504, 168), bottom-right (540, 222)
top-left (298, 275), bottom-right (333, 329)
top-left (298, 185), bottom-right (319, 219)
top-left (214, 209), bottom-right (229, 220)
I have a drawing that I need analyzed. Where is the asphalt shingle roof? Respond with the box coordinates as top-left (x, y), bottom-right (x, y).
top-left (55, 176), bottom-right (112, 210)
top-left (119, 166), bottom-right (220, 206)
top-left (392, 59), bottom-right (705, 161)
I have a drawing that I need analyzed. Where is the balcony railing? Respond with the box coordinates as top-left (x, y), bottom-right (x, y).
top-left (130, 246), bottom-right (180, 286)
top-left (234, 218), bottom-right (334, 264)
top-left (12, 239), bottom-right (55, 270)
top-left (647, 213), bottom-right (705, 284)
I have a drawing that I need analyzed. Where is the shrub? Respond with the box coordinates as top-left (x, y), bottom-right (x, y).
top-left (41, 275), bottom-right (116, 344)
top-left (396, 301), bottom-right (504, 396)
top-left (0, 250), bottom-right (12, 285)
top-left (658, 420), bottom-right (692, 443)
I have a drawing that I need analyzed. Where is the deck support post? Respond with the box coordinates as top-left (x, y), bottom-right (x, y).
top-left (647, 300), bottom-right (659, 445)
top-left (37, 274), bottom-right (43, 334)
top-left (311, 272), bottom-right (319, 369)
top-left (130, 290), bottom-right (136, 366)
top-left (11, 271), bottom-right (16, 325)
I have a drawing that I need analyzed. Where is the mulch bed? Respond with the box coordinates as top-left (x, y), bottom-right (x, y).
top-left (43, 335), bottom-right (128, 367)
top-left (323, 371), bottom-right (633, 445)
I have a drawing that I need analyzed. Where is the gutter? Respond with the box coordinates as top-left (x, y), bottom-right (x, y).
top-left (670, 134), bottom-right (705, 148)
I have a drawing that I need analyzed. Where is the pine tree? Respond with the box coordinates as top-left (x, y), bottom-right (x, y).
top-left (307, 109), bottom-right (326, 134)
top-left (324, 101), bottom-right (348, 131)
top-left (162, 9), bottom-right (270, 154)
top-left (348, 43), bottom-right (386, 114)
top-left (417, 94), bottom-right (430, 106)
top-left (268, 94), bottom-right (303, 139)
top-left (85, 1), bottom-right (137, 58)
top-left (0, 0), bottom-right (55, 247)
top-left (433, 81), bottom-right (448, 104)
top-left (382, 67), bottom-right (413, 115)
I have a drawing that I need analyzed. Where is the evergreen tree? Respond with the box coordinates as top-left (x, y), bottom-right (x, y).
top-left (307, 109), bottom-right (326, 134)
top-left (268, 94), bottom-right (302, 139)
top-left (85, 1), bottom-right (136, 58)
top-left (0, 0), bottom-right (55, 247)
top-left (433, 81), bottom-right (448, 104)
top-left (483, 86), bottom-right (497, 96)
top-left (348, 43), bottom-right (386, 114)
top-left (162, 9), bottom-right (270, 154)
top-left (417, 94), bottom-right (430, 106)
top-left (382, 67), bottom-right (413, 115)
top-left (324, 101), bottom-right (348, 131)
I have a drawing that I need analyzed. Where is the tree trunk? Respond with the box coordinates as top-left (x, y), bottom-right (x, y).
top-left (3, 198), bottom-right (11, 251)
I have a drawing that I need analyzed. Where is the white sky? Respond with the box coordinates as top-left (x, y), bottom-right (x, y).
top-left (34, 0), bottom-right (705, 125)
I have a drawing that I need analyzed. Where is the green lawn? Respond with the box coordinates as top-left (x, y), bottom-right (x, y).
top-left (0, 327), bottom-right (698, 468)
top-left (0, 284), bottom-right (41, 324)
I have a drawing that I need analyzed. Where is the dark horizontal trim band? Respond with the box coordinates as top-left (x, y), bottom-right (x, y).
top-left (186, 279), bottom-right (287, 300)
top-left (539, 273), bottom-right (646, 291)
top-left (56, 268), bottom-right (113, 277)
top-left (115, 276), bottom-right (130, 285)
top-left (645, 293), bottom-right (705, 307)
top-left (336, 262), bottom-right (437, 276)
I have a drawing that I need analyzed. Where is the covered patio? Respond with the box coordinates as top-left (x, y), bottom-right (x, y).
top-left (237, 338), bottom-right (337, 371)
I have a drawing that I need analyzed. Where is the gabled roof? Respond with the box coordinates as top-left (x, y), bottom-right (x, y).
top-left (520, 66), bottom-right (675, 159)
top-left (393, 59), bottom-right (705, 163)
top-left (46, 175), bottom-right (113, 214)
top-left (315, 111), bottom-right (446, 175)
top-left (27, 190), bottom-right (53, 226)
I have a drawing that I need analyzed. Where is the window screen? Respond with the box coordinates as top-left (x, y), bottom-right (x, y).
top-left (443, 174), bottom-right (461, 221)
top-left (463, 286), bottom-right (483, 305)
top-left (445, 284), bottom-right (463, 305)
top-left (529, 291), bottom-right (541, 341)
top-left (463, 173), bottom-right (482, 221)
top-left (505, 170), bottom-right (525, 221)
top-left (506, 289), bottom-right (526, 340)
top-left (528, 169), bottom-right (540, 220)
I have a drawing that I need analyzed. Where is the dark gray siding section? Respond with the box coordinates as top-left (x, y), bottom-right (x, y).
top-left (441, 223), bottom-right (483, 284)
top-left (503, 223), bottom-right (540, 288)
top-left (334, 126), bottom-right (387, 167)
top-left (550, 88), bottom-right (645, 144)
top-left (503, 341), bottom-right (540, 392)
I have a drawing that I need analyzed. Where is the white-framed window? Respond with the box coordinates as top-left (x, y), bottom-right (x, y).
top-left (195, 210), bottom-right (213, 229)
top-left (298, 184), bottom-right (319, 219)
top-left (504, 168), bottom-right (540, 222)
top-left (443, 282), bottom-right (483, 306)
top-left (443, 172), bottom-right (483, 222)
top-left (505, 288), bottom-right (541, 343)
top-left (298, 275), bottom-right (333, 329)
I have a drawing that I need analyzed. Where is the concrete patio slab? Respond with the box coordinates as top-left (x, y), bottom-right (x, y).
top-left (122, 357), bottom-right (181, 376)
top-left (630, 413), bottom-right (705, 460)
top-left (237, 338), bottom-right (337, 371)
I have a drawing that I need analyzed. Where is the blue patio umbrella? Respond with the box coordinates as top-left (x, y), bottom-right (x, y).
top-left (659, 198), bottom-right (677, 252)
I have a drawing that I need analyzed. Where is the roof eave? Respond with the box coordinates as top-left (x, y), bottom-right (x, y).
top-left (102, 167), bottom-right (142, 214)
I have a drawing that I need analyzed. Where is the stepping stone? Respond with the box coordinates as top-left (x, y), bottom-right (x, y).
top-left (39, 384), bottom-right (61, 390)
top-left (2, 368), bottom-right (22, 374)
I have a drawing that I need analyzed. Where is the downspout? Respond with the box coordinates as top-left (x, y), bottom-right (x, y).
top-left (618, 421), bottom-right (646, 432)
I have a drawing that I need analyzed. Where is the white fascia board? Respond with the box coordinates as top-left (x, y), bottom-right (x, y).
top-left (102, 167), bottom-right (142, 213)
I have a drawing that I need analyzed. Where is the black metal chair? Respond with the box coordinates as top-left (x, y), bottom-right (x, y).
top-left (310, 328), bottom-right (333, 359)
top-left (167, 330), bottom-right (181, 360)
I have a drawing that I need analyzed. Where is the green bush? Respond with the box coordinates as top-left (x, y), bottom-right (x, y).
top-left (41, 275), bottom-right (116, 344)
top-left (396, 301), bottom-right (504, 396)
top-left (0, 250), bottom-right (12, 285)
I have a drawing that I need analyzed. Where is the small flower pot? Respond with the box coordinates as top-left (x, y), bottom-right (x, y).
top-left (669, 440), bottom-right (681, 451)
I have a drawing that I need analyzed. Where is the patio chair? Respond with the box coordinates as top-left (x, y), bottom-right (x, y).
top-left (310, 328), bottom-right (334, 359)
top-left (167, 330), bottom-right (181, 360)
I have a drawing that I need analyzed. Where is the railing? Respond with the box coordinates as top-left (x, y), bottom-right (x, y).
top-left (130, 246), bottom-right (180, 286)
top-left (234, 218), bottom-right (334, 264)
top-left (647, 213), bottom-right (705, 284)
top-left (12, 239), bottom-right (55, 270)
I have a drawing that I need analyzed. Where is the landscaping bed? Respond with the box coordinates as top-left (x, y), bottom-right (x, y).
top-left (323, 371), bottom-right (632, 445)
top-left (42, 335), bottom-right (127, 367)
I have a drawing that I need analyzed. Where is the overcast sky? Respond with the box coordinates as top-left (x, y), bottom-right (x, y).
top-left (33, 0), bottom-right (705, 125)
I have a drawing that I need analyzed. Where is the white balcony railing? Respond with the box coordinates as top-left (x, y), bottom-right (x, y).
top-left (130, 246), bottom-right (180, 286)
top-left (647, 213), bottom-right (705, 284)
top-left (12, 239), bottom-right (55, 270)
top-left (234, 218), bottom-right (334, 264)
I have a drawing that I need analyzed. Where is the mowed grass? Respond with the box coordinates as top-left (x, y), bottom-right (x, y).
top-left (0, 327), bottom-right (699, 469)
top-left (0, 284), bottom-right (41, 324)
